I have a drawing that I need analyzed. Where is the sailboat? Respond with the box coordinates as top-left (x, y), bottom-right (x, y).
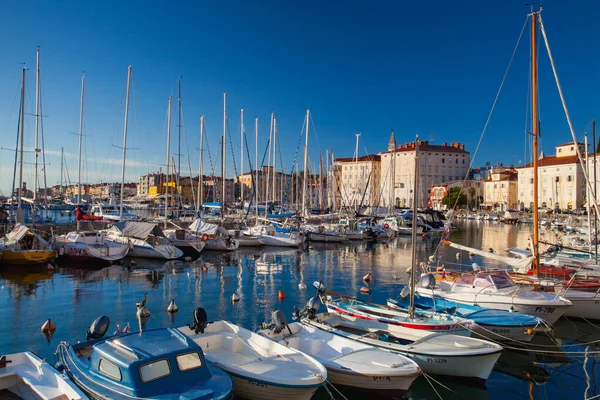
top-left (53, 75), bottom-right (129, 265)
top-left (1, 67), bottom-right (55, 265)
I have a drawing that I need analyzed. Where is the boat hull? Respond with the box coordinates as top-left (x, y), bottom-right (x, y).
top-left (327, 369), bottom-right (413, 396)
top-left (129, 244), bottom-right (182, 260)
top-left (1, 249), bottom-right (55, 265)
top-left (204, 239), bottom-right (239, 251)
top-left (55, 242), bottom-right (129, 265)
top-left (306, 232), bottom-right (346, 243)
top-left (228, 374), bottom-right (318, 400)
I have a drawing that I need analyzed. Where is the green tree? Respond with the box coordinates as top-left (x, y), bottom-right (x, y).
top-left (442, 187), bottom-right (468, 208)
top-left (467, 187), bottom-right (476, 209)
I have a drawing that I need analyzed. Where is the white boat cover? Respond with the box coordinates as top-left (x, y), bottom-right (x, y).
top-left (111, 221), bottom-right (165, 239)
top-left (443, 240), bottom-right (533, 271)
top-left (188, 218), bottom-right (229, 235)
top-left (2, 224), bottom-right (50, 247)
top-left (504, 211), bottom-right (519, 219)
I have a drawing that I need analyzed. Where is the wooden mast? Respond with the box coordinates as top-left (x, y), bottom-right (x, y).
top-left (531, 10), bottom-right (540, 275)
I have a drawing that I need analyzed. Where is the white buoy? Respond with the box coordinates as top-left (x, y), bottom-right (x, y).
top-left (456, 252), bottom-right (461, 260)
top-left (167, 299), bottom-right (178, 313)
top-left (231, 293), bottom-right (240, 302)
top-left (360, 287), bottom-right (371, 294)
top-left (298, 283), bottom-right (307, 290)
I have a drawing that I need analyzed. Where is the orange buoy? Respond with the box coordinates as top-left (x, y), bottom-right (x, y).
top-left (277, 290), bottom-right (286, 300)
top-left (363, 273), bottom-right (372, 282)
top-left (47, 263), bottom-right (55, 271)
top-left (526, 328), bottom-right (534, 335)
top-left (41, 319), bottom-right (56, 333)
top-left (468, 252), bottom-right (474, 257)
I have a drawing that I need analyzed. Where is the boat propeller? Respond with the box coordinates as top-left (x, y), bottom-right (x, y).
top-left (187, 307), bottom-right (208, 334)
top-left (86, 316), bottom-right (110, 340)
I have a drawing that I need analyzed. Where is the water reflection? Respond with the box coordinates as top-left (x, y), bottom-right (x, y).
top-left (0, 220), bottom-right (599, 399)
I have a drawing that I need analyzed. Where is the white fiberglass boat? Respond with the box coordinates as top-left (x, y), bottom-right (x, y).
top-left (88, 204), bottom-right (137, 222)
top-left (0, 352), bottom-right (86, 400)
top-left (416, 270), bottom-right (571, 325)
top-left (245, 225), bottom-right (304, 247)
top-left (178, 309), bottom-right (326, 400)
top-left (105, 221), bottom-right (183, 260)
top-left (259, 312), bottom-right (421, 397)
top-left (163, 228), bottom-right (206, 257)
top-left (296, 298), bottom-right (502, 381)
top-left (54, 230), bottom-right (129, 265)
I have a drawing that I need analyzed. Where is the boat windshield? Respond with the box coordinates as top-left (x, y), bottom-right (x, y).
top-left (488, 271), bottom-right (515, 289)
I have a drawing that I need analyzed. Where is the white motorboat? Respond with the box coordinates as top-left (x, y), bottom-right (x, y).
top-left (303, 225), bottom-right (347, 243)
top-left (164, 228), bottom-right (206, 257)
top-left (228, 230), bottom-right (265, 247)
top-left (245, 225), bottom-right (304, 247)
top-left (259, 313), bottom-right (421, 397)
top-left (299, 305), bottom-right (502, 381)
top-left (105, 221), bottom-right (183, 260)
top-left (178, 309), bottom-right (326, 400)
top-left (0, 352), bottom-right (86, 400)
top-left (187, 219), bottom-right (239, 251)
top-left (53, 230), bottom-right (130, 265)
top-left (88, 204), bottom-right (137, 222)
top-left (416, 270), bottom-right (571, 326)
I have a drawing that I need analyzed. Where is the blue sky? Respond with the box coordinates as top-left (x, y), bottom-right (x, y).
top-left (0, 1), bottom-right (599, 195)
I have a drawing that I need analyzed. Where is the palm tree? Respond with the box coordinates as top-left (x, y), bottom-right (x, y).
top-left (468, 187), bottom-right (476, 210)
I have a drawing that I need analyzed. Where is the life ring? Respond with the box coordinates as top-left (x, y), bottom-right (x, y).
top-left (383, 223), bottom-right (390, 229)
top-left (201, 234), bottom-right (209, 242)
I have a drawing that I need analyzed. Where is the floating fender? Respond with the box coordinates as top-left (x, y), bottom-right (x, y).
top-left (167, 299), bottom-right (178, 313)
top-left (360, 287), bottom-right (371, 294)
top-left (298, 283), bottom-right (307, 290)
top-left (363, 273), bottom-right (372, 282)
top-left (41, 319), bottom-right (56, 333)
top-left (231, 293), bottom-right (240, 302)
top-left (456, 252), bottom-right (461, 260)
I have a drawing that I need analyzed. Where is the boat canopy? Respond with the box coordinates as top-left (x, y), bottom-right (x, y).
top-left (2, 224), bottom-right (50, 247)
top-left (111, 221), bottom-right (165, 239)
top-left (188, 218), bottom-right (229, 235)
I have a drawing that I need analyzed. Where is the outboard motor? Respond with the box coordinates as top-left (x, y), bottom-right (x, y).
top-left (187, 307), bottom-right (208, 334)
top-left (420, 274), bottom-right (436, 289)
top-left (399, 286), bottom-right (410, 299)
top-left (271, 310), bottom-right (292, 335)
top-left (85, 316), bottom-right (110, 340)
top-left (305, 296), bottom-right (322, 319)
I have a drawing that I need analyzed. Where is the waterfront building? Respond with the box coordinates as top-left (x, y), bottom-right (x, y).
top-left (429, 180), bottom-right (484, 210)
top-left (379, 134), bottom-right (470, 208)
top-left (236, 166), bottom-right (293, 203)
top-left (517, 142), bottom-right (587, 211)
top-left (334, 154), bottom-right (381, 210)
top-left (137, 173), bottom-right (166, 197)
top-left (482, 167), bottom-right (518, 211)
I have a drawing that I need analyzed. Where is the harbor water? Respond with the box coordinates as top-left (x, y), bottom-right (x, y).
top-left (0, 220), bottom-right (598, 399)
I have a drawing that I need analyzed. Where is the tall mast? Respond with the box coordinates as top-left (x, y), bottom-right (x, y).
top-left (165, 96), bottom-right (172, 229)
top-left (354, 133), bottom-right (361, 210)
top-left (77, 75), bottom-right (85, 206)
top-left (240, 108), bottom-right (244, 202)
top-left (119, 65), bottom-right (132, 221)
top-left (273, 114), bottom-right (277, 205)
top-left (302, 110), bottom-right (310, 215)
top-left (197, 116), bottom-right (204, 214)
top-left (255, 117), bottom-right (259, 218)
top-left (409, 136), bottom-right (420, 320)
top-left (60, 147), bottom-right (64, 196)
top-left (319, 154), bottom-right (324, 213)
top-left (266, 113), bottom-right (273, 208)
top-left (76, 75), bottom-right (85, 233)
top-left (17, 67), bottom-right (26, 216)
top-left (531, 11), bottom-right (540, 275)
top-left (594, 119), bottom-right (598, 262)
top-left (222, 92), bottom-right (227, 213)
top-left (586, 134), bottom-right (592, 258)
top-left (177, 78), bottom-right (182, 199)
top-left (33, 48), bottom-right (40, 201)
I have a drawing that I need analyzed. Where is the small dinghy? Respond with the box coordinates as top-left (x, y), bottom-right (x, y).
top-left (259, 304), bottom-right (421, 397)
top-left (57, 316), bottom-right (233, 400)
top-left (178, 308), bottom-right (326, 400)
top-left (0, 352), bottom-right (86, 400)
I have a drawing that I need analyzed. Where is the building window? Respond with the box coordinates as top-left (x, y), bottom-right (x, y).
top-left (567, 175), bottom-right (573, 182)
top-left (571, 146), bottom-right (574, 151)
top-left (559, 148), bottom-right (562, 153)
top-left (442, 158), bottom-right (445, 164)
top-left (530, 178), bottom-right (533, 184)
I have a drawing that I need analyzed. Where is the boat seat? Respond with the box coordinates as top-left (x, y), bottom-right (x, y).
top-left (0, 389), bottom-right (24, 400)
top-left (222, 336), bottom-right (245, 353)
